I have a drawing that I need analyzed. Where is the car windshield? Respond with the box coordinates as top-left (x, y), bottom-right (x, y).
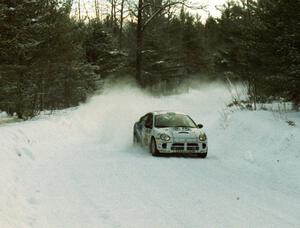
top-left (155, 113), bottom-right (197, 128)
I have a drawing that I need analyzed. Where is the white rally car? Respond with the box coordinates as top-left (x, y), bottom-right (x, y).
top-left (133, 111), bottom-right (208, 158)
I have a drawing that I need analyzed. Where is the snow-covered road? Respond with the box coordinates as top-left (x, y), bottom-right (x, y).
top-left (1, 83), bottom-right (300, 228)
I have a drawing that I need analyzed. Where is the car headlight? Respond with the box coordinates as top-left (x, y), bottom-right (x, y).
top-left (160, 133), bottom-right (171, 141)
top-left (199, 132), bottom-right (207, 141)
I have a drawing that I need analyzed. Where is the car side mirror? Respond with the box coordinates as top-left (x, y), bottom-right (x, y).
top-left (197, 124), bottom-right (203, 128)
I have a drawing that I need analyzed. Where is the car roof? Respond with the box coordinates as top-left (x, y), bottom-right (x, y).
top-left (151, 110), bottom-right (186, 115)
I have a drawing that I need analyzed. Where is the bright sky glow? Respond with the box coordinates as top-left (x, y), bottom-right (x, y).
top-left (71, 0), bottom-right (227, 21)
top-left (205, 0), bottom-right (227, 17)
top-left (191, 0), bottom-right (226, 19)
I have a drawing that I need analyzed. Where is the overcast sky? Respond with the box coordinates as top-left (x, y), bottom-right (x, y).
top-left (72, 0), bottom-right (227, 21)
top-left (192, 0), bottom-right (226, 18)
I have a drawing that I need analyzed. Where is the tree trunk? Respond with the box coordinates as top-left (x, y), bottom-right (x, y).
top-left (136, 0), bottom-right (144, 87)
top-left (119, 0), bottom-right (125, 49)
top-left (95, 0), bottom-right (99, 19)
top-left (16, 71), bottom-right (23, 119)
top-left (113, 0), bottom-right (116, 32)
top-left (78, 0), bottom-right (81, 20)
top-left (110, 0), bottom-right (114, 28)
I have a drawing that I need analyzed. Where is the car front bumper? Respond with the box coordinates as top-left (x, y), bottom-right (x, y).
top-left (155, 139), bottom-right (208, 154)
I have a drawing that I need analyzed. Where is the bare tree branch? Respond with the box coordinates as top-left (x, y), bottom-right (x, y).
top-left (142, 1), bottom-right (206, 30)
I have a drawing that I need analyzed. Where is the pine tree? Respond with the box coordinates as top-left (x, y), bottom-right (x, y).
top-left (0, 0), bottom-right (97, 118)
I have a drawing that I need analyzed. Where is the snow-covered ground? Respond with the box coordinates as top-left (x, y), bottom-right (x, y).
top-left (1, 83), bottom-right (300, 228)
top-left (0, 112), bottom-right (22, 125)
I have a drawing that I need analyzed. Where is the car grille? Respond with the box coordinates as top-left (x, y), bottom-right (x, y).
top-left (171, 143), bottom-right (200, 151)
top-left (171, 143), bottom-right (184, 151)
top-left (187, 143), bottom-right (199, 151)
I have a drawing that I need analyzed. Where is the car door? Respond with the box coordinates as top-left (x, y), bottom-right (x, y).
top-left (142, 114), bottom-right (153, 146)
top-left (135, 114), bottom-right (148, 143)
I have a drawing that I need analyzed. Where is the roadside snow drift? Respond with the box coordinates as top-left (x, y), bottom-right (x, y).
top-left (1, 82), bottom-right (300, 228)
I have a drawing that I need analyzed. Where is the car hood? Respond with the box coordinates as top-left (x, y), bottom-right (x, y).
top-left (155, 127), bottom-right (204, 140)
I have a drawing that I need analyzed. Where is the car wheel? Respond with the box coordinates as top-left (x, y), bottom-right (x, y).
top-left (198, 152), bottom-right (207, 158)
top-left (150, 138), bottom-right (159, 156)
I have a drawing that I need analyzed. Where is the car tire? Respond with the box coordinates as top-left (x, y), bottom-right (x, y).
top-left (150, 138), bottom-right (159, 156)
